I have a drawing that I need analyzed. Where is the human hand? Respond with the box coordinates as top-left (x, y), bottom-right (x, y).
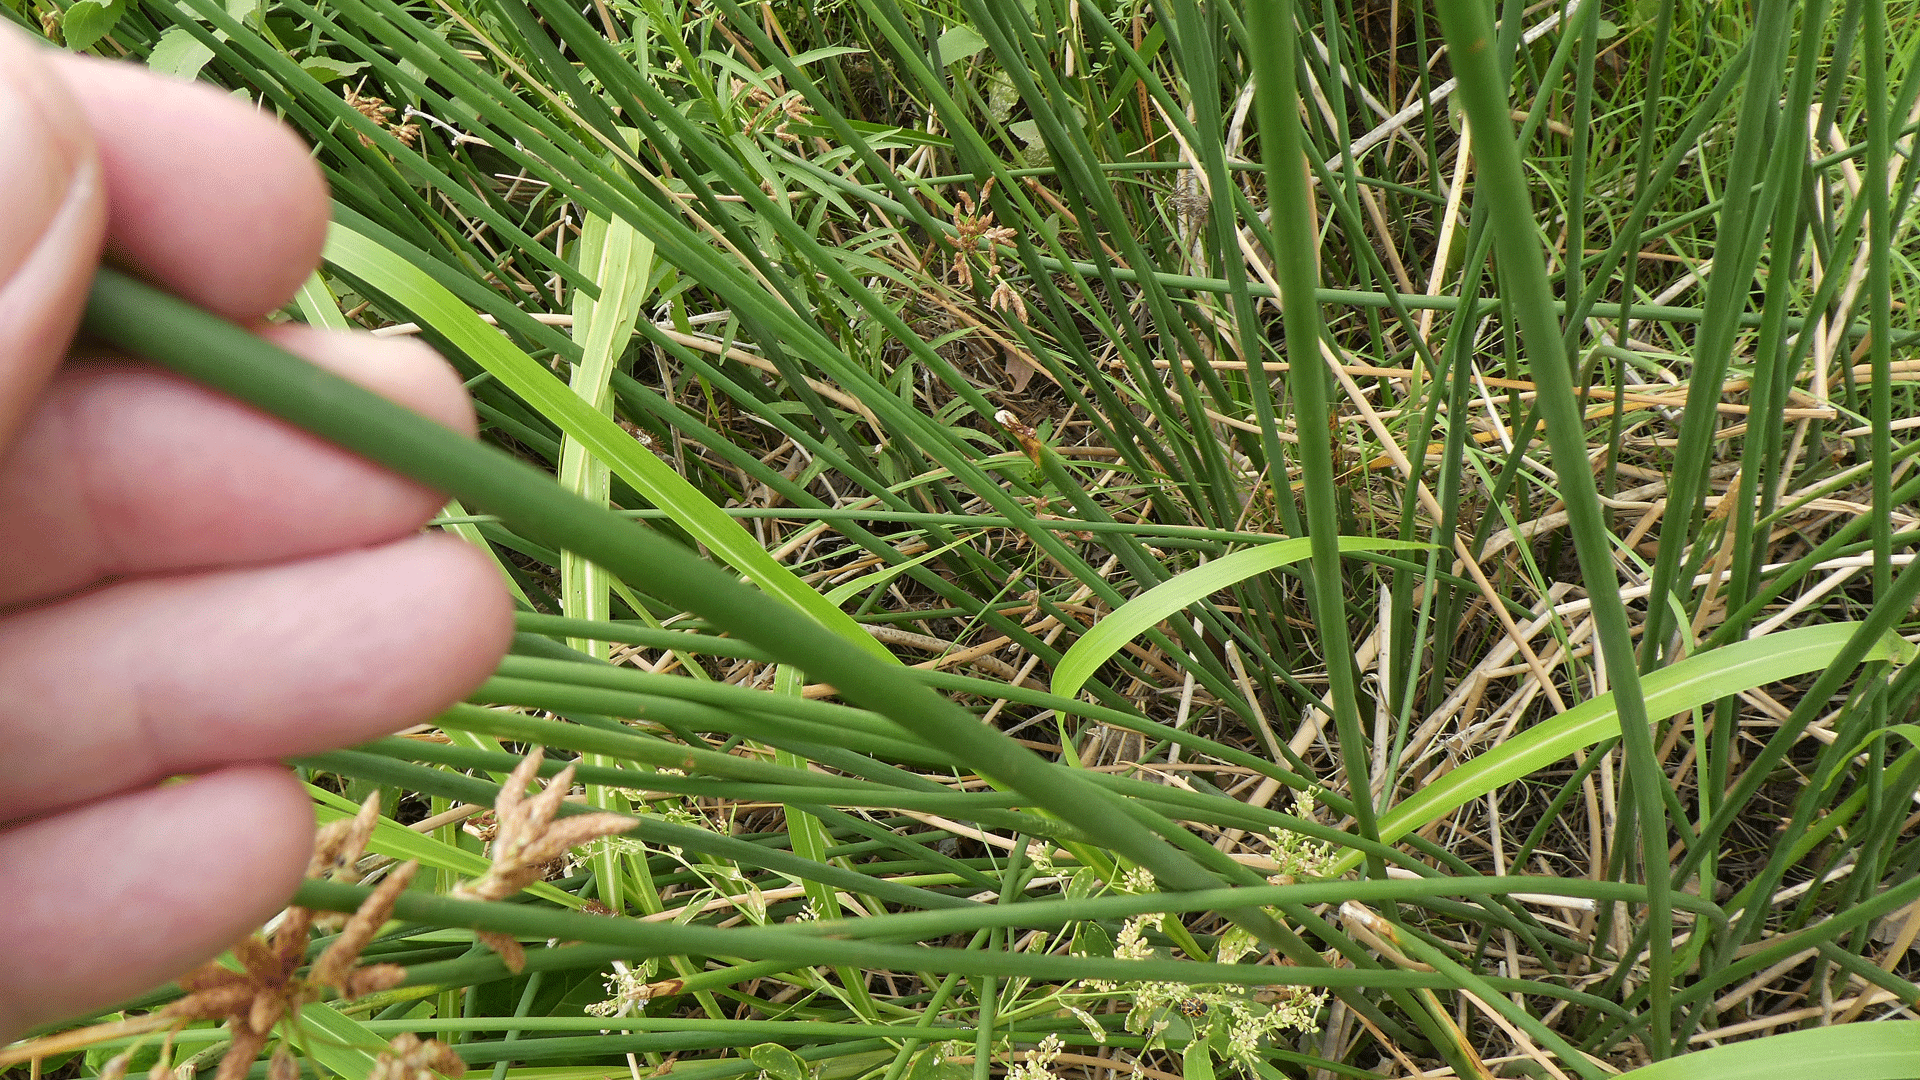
top-left (0, 28), bottom-right (513, 1038)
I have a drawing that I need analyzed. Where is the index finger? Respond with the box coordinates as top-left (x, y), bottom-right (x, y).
top-left (47, 50), bottom-right (330, 322)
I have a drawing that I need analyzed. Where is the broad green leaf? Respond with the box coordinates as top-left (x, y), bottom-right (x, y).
top-left (146, 26), bottom-right (216, 80)
top-left (936, 25), bottom-right (988, 66)
top-left (323, 222), bottom-right (896, 663)
top-left (748, 1043), bottom-right (810, 1080)
top-left (62, 0), bottom-right (127, 52)
top-left (300, 56), bottom-right (369, 83)
top-left (307, 785), bottom-right (581, 908)
top-left (907, 1050), bottom-right (970, 1080)
top-left (1329, 623), bottom-right (1917, 874)
top-left (1613, 1022), bottom-right (1920, 1079)
top-left (1051, 537), bottom-right (1431, 699)
top-left (1180, 1037), bottom-right (1216, 1080)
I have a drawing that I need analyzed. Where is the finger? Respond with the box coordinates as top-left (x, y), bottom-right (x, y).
top-left (0, 765), bottom-right (312, 1040)
top-left (0, 26), bottom-right (107, 451)
top-left (45, 51), bottom-right (328, 321)
top-left (0, 326), bottom-right (477, 607)
top-left (0, 534), bottom-right (514, 820)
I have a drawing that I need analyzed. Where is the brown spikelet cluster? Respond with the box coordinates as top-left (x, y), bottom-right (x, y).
top-left (733, 80), bottom-right (812, 143)
top-left (343, 81), bottom-right (421, 148)
top-left (369, 1033), bottom-right (468, 1080)
top-left (158, 794), bottom-right (413, 1080)
top-left (3, 758), bottom-right (633, 1078)
top-left (452, 748), bottom-right (634, 972)
top-left (947, 180), bottom-right (1018, 293)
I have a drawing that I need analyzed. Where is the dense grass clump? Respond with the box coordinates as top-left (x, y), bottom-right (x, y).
top-left (9, 0), bottom-right (1920, 1076)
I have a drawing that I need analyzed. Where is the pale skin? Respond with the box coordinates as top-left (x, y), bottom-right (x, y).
top-left (0, 29), bottom-right (514, 1038)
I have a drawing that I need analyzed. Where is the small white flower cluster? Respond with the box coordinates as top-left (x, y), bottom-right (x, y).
top-left (1028, 846), bottom-right (1056, 875)
top-left (1265, 790), bottom-right (1337, 882)
top-left (1078, 906), bottom-right (1164, 994)
top-left (585, 959), bottom-right (659, 1019)
top-left (1064, 861), bottom-right (1328, 1072)
top-left (1005, 1033), bottom-right (1065, 1080)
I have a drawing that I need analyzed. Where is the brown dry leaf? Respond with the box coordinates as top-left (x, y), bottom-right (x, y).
top-left (993, 410), bottom-right (1044, 468)
top-left (1003, 350), bottom-right (1036, 393)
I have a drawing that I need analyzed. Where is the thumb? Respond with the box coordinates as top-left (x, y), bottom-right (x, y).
top-left (0, 24), bottom-right (106, 451)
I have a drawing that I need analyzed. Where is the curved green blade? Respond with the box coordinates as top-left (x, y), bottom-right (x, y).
top-left (1614, 1022), bottom-right (1920, 1080)
top-left (1332, 623), bottom-right (1916, 874)
top-left (1051, 537), bottom-right (1431, 699)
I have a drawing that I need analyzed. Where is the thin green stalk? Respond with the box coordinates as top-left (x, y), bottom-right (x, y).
top-left (1429, 0), bottom-right (1671, 1055)
top-left (1246, 0), bottom-right (1382, 872)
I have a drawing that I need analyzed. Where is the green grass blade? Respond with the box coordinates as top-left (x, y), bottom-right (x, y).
top-left (1612, 1022), bottom-right (1920, 1080)
top-left (1432, 0), bottom-right (1676, 1052)
top-left (1246, 0), bottom-right (1388, 884)
top-left (1051, 538), bottom-right (1431, 699)
top-left (295, 1003), bottom-right (386, 1079)
top-left (1330, 623), bottom-right (1916, 875)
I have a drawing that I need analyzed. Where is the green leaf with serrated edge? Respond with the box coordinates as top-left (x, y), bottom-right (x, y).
top-left (1180, 1037), bottom-right (1215, 1080)
top-left (307, 785), bottom-right (581, 908)
top-left (300, 56), bottom-right (368, 83)
top-left (1050, 537), bottom-right (1431, 699)
top-left (1329, 623), bottom-right (1916, 875)
top-left (1612, 1022), bottom-right (1920, 1080)
top-left (62, 0), bottom-right (127, 52)
top-left (323, 222), bottom-right (895, 664)
top-left (147, 27), bottom-right (216, 80)
top-left (935, 25), bottom-right (987, 66)
top-left (749, 1043), bottom-right (810, 1080)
